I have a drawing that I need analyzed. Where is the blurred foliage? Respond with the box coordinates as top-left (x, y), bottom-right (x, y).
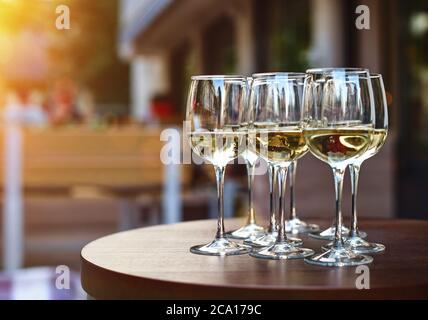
top-left (269, 0), bottom-right (310, 71)
top-left (0, 0), bottom-right (129, 104)
top-left (401, 0), bottom-right (428, 152)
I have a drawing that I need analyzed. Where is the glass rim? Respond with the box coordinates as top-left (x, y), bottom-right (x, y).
top-left (306, 67), bottom-right (369, 74)
top-left (251, 72), bottom-right (306, 79)
top-left (343, 73), bottom-right (383, 80)
top-left (191, 75), bottom-right (247, 81)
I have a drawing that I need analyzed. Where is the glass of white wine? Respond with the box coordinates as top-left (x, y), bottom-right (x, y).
top-left (248, 73), bottom-right (314, 260)
top-left (323, 74), bottom-right (388, 254)
top-left (303, 68), bottom-right (375, 267)
top-left (226, 77), bottom-right (265, 239)
top-left (307, 68), bottom-right (370, 242)
top-left (244, 75), bottom-right (305, 248)
top-left (186, 75), bottom-right (250, 256)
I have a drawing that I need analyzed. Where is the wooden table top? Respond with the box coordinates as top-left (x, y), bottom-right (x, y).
top-left (81, 218), bottom-right (428, 299)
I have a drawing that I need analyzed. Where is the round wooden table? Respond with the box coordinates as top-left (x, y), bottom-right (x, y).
top-left (81, 218), bottom-right (428, 299)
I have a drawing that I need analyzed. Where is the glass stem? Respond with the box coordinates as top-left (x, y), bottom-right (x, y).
top-left (289, 160), bottom-right (297, 220)
top-left (268, 164), bottom-right (278, 233)
top-left (214, 165), bottom-right (226, 239)
top-left (276, 166), bottom-right (289, 243)
top-left (246, 161), bottom-right (256, 225)
top-left (332, 166), bottom-right (346, 249)
top-left (350, 163), bottom-right (361, 237)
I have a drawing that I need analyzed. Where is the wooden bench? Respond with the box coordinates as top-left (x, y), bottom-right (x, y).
top-left (1, 125), bottom-right (191, 270)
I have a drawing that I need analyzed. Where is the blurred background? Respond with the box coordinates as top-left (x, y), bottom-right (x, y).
top-left (0, 0), bottom-right (426, 299)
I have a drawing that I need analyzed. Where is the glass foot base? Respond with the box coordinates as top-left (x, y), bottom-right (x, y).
top-left (285, 218), bottom-right (320, 235)
top-left (323, 236), bottom-right (385, 254)
top-left (226, 223), bottom-right (265, 240)
top-left (250, 242), bottom-right (314, 260)
top-left (347, 230), bottom-right (368, 239)
top-left (309, 225), bottom-right (366, 240)
top-left (190, 238), bottom-right (250, 256)
top-left (304, 247), bottom-right (373, 267)
top-left (243, 231), bottom-right (303, 247)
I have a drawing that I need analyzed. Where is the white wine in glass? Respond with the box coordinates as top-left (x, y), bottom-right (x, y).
top-left (189, 129), bottom-right (245, 168)
top-left (323, 74), bottom-right (389, 254)
top-left (248, 73), bottom-right (314, 260)
top-left (254, 124), bottom-right (308, 163)
top-left (304, 127), bottom-right (372, 164)
top-left (303, 68), bottom-right (375, 267)
top-left (187, 75), bottom-right (250, 256)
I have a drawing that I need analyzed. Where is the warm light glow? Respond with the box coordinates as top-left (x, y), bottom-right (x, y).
top-left (0, 0), bottom-right (63, 87)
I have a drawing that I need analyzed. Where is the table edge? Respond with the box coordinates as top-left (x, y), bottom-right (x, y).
top-left (80, 218), bottom-right (428, 299)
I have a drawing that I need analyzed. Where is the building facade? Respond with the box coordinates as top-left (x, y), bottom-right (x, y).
top-left (119, 0), bottom-right (428, 219)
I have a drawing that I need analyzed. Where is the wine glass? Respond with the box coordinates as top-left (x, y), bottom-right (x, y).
top-left (303, 68), bottom-right (374, 266)
top-left (244, 74), bottom-right (303, 248)
top-left (226, 77), bottom-right (265, 239)
top-left (285, 160), bottom-right (320, 234)
top-left (323, 74), bottom-right (388, 254)
top-left (186, 75), bottom-right (250, 256)
top-left (307, 68), bottom-right (369, 242)
top-left (248, 72), bottom-right (314, 260)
